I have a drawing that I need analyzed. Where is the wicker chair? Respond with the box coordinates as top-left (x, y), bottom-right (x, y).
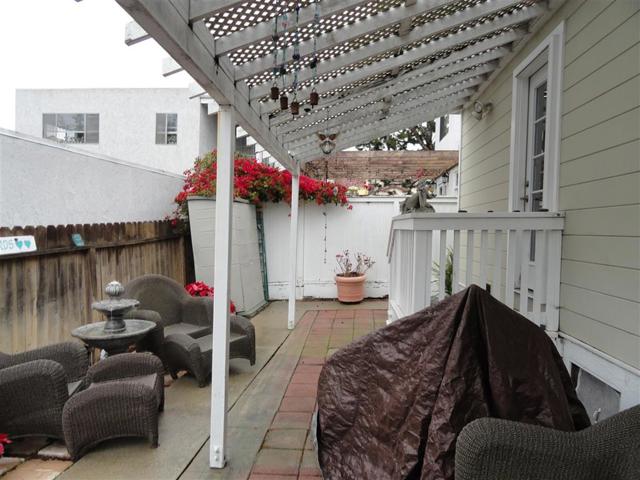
top-left (62, 353), bottom-right (164, 460)
top-left (123, 274), bottom-right (256, 366)
top-left (455, 405), bottom-right (640, 480)
top-left (0, 342), bottom-right (90, 440)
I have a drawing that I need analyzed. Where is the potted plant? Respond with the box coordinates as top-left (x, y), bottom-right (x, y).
top-left (335, 250), bottom-right (375, 303)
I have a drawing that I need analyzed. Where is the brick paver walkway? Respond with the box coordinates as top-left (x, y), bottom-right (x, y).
top-left (249, 308), bottom-right (388, 480)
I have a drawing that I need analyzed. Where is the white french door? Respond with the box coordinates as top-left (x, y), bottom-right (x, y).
top-left (524, 64), bottom-right (548, 263)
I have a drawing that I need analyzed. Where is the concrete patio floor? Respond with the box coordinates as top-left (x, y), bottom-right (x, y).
top-left (18, 299), bottom-right (386, 480)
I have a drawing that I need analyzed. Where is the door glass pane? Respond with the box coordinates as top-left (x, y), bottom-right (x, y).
top-left (535, 82), bottom-right (547, 119)
top-left (532, 156), bottom-right (544, 191)
top-left (533, 119), bottom-right (545, 156)
top-left (531, 192), bottom-right (543, 212)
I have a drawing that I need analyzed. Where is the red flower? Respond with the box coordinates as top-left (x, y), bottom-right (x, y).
top-left (185, 281), bottom-right (236, 313)
top-left (174, 151), bottom-right (350, 212)
top-left (0, 433), bottom-right (12, 457)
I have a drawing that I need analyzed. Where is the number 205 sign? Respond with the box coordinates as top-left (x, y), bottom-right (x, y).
top-left (0, 236), bottom-right (37, 256)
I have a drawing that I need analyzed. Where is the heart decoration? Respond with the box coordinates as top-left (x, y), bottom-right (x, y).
top-left (15, 239), bottom-right (23, 249)
top-left (24, 240), bottom-right (31, 249)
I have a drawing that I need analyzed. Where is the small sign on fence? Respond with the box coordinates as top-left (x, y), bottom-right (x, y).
top-left (0, 235), bottom-right (37, 256)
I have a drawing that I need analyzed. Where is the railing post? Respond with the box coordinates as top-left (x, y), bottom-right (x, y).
top-left (411, 230), bottom-right (431, 312)
top-left (210, 105), bottom-right (234, 469)
top-left (546, 229), bottom-right (562, 332)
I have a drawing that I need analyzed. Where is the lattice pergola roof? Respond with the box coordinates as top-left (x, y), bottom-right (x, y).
top-left (118, 0), bottom-right (562, 170)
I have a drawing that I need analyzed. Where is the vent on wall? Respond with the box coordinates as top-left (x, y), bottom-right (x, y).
top-left (571, 365), bottom-right (621, 423)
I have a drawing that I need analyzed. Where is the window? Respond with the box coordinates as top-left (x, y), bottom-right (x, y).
top-left (439, 115), bottom-right (449, 141)
top-left (156, 113), bottom-right (178, 144)
top-left (43, 113), bottom-right (99, 144)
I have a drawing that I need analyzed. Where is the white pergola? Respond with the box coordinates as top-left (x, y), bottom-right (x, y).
top-left (116, 0), bottom-right (560, 468)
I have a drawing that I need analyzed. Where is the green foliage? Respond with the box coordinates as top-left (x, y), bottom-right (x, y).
top-left (432, 248), bottom-right (454, 296)
top-left (356, 121), bottom-right (436, 151)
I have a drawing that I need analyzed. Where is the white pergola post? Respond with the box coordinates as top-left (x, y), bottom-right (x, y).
top-left (287, 163), bottom-right (300, 330)
top-left (210, 105), bottom-right (235, 468)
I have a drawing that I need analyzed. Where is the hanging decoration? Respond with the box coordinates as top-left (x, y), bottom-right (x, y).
top-left (280, 9), bottom-right (290, 110)
top-left (289, 2), bottom-right (302, 117)
top-left (309, 0), bottom-right (321, 108)
top-left (270, 10), bottom-right (280, 100)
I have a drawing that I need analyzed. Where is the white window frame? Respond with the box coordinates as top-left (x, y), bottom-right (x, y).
top-left (156, 113), bottom-right (178, 145)
top-left (508, 22), bottom-right (565, 213)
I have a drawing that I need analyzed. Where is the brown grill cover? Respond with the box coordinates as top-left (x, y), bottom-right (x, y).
top-left (316, 285), bottom-right (590, 480)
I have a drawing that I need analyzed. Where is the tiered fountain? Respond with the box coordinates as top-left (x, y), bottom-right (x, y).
top-left (72, 281), bottom-right (156, 355)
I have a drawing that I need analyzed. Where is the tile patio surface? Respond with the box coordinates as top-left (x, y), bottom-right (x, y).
top-left (7, 299), bottom-right (386, 480)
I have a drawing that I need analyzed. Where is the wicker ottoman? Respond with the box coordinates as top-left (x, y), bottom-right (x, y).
top-left (62, 353), bottom-right (164, 460)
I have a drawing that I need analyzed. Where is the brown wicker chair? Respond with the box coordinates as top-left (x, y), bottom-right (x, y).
top-left (0, 342), bottom-right (90, 440)
top-left (123, 274), bottom-right (256, 367)
top-left (62, 353), bottom-right (164, 460)
top-left (163, 314), bottom-right (256, 387)
top-left (455, 405), bottom-right (640, 480)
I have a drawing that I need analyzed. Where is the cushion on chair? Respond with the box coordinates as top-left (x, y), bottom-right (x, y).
top-left (87, 373), bottom-right (158, 391)
top-left (165, 323), bottom-right (210, 338)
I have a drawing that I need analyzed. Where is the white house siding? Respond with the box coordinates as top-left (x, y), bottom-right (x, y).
top-left (459, 0), bottom-right (640, 368)
top-left (15, 88), bottom-right (215, 175)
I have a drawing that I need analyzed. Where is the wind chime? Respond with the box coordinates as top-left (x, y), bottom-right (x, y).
top-left (269, 1), bottom-right (321, 117)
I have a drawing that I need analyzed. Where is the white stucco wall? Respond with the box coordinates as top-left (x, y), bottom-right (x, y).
top-left (0, 129), bottom-right (183, 227)
top-left (15, 88), bottom-right (216, 175)
top-left (263, 196), bottom-right (458, 300)
top-left (434, 114), bottom-right (462, 151)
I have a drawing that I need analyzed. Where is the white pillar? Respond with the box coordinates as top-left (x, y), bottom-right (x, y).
top-left (209, 105), bottom-right (235, 469)
top-left (287, 163), bottom-right (300, 330)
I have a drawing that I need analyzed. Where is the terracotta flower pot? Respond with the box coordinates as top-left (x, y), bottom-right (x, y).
top-left (335, 274), bottom-right (366, 303)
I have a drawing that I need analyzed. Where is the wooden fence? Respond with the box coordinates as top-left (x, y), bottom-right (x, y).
top-left (0, 221), bottom-right (192, 353)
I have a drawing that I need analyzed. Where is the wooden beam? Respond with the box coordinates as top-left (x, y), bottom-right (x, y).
top-left (293, 93), bottom-right (469, 157)
top-left (189, 0), bottom-right (247, 23)
top-left (273, 55), bottom-right (501, 135)
top-left (297, 101), bottom-right (464, 162)
top-left (283, 78), bottom-right (483, 145)
top-left (287, 163), bottom-right (300, 330)
top-left (249, 23), bottom-right (525, 102)
top-left (215, 0), bottom-right (374, 56)
top-left (162, 56), bottom-right (184, 76)
top-left (209, 104), bottom-right (235, 468)
top-left (124, 21), bottom-right (150, 45)
top-left (235, 0), bottom-right (458, 80)
top-left (241, 1), bottom-right (544, 85)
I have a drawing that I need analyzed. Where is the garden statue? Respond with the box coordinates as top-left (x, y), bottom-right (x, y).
top-left (400, 178), bottom-right (435, 214)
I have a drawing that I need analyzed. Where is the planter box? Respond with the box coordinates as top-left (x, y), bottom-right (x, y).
top-left (187, 196), bottom-right (266, 315)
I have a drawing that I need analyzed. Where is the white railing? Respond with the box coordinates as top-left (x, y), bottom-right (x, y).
top-left (387, 212), bottom-right (564, 330)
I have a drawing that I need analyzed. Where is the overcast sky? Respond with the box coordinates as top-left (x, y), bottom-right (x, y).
top-left (0, 0), bottom-right (192, 131)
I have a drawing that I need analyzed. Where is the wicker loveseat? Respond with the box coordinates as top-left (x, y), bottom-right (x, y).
top-left (123, 274), bottom-right (256, 367)
top-left (455, 405), bottom-right (640, 480)
top-left (0, 342), bottom-right (90, 440)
